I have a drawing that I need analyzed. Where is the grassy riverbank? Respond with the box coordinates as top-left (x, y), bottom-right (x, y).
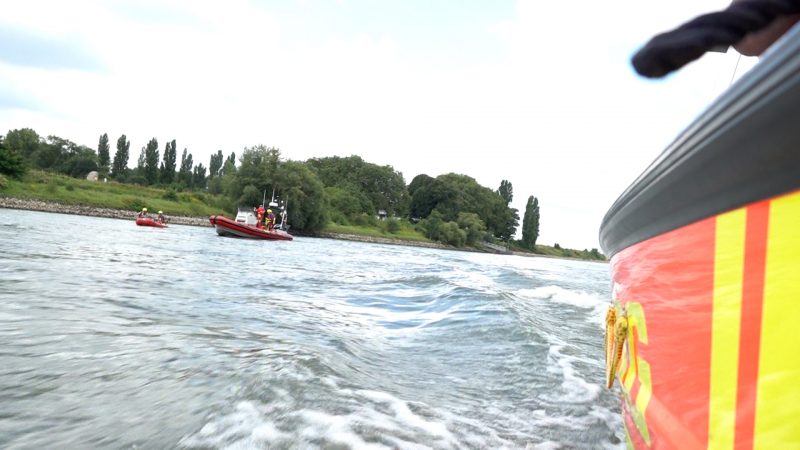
top-left (322, 222), bottom-right (431, 243)
top-left (1, 170), bottom-right (229, 217)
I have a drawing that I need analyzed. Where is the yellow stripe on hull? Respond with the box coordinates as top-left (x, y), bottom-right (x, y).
top-left (754, 192), bottom-right (800, 448)
top-left (708, 209), bottom-right (746, 450)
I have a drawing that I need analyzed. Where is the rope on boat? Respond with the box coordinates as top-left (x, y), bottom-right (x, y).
top-left (632, 0), bottom-right (800, 78)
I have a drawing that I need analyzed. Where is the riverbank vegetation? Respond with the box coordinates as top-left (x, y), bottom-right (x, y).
top-left (0, 128), bottom-right (605, 261)
top-left (0, 170), bottom-right (228, 217)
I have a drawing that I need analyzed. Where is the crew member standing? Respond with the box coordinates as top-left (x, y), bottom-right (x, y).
top-left (256, 205), bottom-right (266, 229)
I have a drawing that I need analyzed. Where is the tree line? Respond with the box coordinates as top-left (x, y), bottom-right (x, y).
top-left (1, 128), bottom-right (541, 249)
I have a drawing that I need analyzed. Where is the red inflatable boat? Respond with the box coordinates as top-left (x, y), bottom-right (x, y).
top-left (135, 217), bottom-right (168, 228)
top-left (209, 215), bottom-right (293, 241)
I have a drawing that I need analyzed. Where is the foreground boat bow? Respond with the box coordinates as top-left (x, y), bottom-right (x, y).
top-left (600, 23), bottom-right (800, 449)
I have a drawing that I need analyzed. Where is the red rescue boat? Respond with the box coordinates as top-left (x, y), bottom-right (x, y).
top-left (209, 210), bottom-right (293, 241)
top-left (135, 217), bottom-right (168, 228)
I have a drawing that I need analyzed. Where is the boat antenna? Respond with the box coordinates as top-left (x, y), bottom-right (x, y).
top-left (262, 189), bottom-right (266, 206)
top-left (729, 52), bottom-right (742, 87)
top-left (283, 196), bottom-right (289, 228)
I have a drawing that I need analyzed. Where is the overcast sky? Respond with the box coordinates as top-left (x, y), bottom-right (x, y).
top-left (0, 0), bottom-right (761, 250)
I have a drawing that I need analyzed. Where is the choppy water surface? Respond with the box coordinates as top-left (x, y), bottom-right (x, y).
top-left (0, 209), bottom-right (622, 449)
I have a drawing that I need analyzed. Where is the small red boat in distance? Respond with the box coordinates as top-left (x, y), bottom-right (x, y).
top-left (209, 208), bottom-right (293, 241)
top-left (136, 217), bottom-right (168, 228)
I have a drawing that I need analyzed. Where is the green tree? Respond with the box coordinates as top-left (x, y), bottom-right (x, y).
top-left (409, 173), bottom-right (513, 238)
top-left (111, 134), bottom-right (130, 179)
top-left (209, 150), bottom-right (223, 178)
top-left (306, 155), bottom-right (409, 217)
top-left (497, 206), bottom-right (520, 241)
top-left (143, 138), bottom-right (159, 185)
top-left (192, 163), bottom-right (207, 188)
top-left (178, 148), bottom-right (193, 187)
top-left (408, 174), bottom-right (434, 198)
top-left (59, 145), bottom-right (98, 178)
top-left (207, 177), bottom-right (222, 195)
top-left (30, 135), bottom-right (73, 169)
top-left (4, 128), bottom-right (40, 160)
top-left (325, 186), bottom-right (373, 223)
top-left (219, 159), bottom-right (237, 195)
top-left (521, 195), bottom-right (540, 250)
top-left (159, 139), bottom-right (177, 184)
top-left (225, 152), bottom-right (236, 168)
top-left (498, 179), bottom-right (513, 205)
top-left (273, 160), bottom-right (327, 231)
top-left (224, 145), bottom-right (281, 202)
top-left (97, 133), bottom-right (110, 175)
top-left (0, 137), bottom-right (26, 178)
top-left (136, 146), bottom-right (146, 170)
top-left (238, 184), bottom-right (261, 206)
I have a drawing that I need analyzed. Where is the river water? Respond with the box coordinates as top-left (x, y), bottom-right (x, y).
top-left (0, 209), bottom-right (622, 449)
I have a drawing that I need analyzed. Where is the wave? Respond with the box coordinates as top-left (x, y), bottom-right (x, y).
top-left (515, 285), bottom-right (606, 310)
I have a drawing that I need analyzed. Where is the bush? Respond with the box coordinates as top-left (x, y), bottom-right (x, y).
top-left (329, 210), bottom-right (350, 225)
top-left (66, 184), bottom-right (75, 191)
top-left (193, 192), bottom-right (208, 204)
top-left (123, 197), bottom-right (148, 211)
top-left (127, 173), bottom-right (146, 185)
top-left (417, 211), bottom-right (467, 246)
top-left (352, 213), bottom-right (379, 227)
top-left (31, 171), bottom-right (50, 184)
top-left (456, 212), bottom-right (486, 246)
top-left (188, 202), bottom-right (205, 215)
top-left (45, 178), bottom-right (58, 193)
top-left (162, 188), bottom-right (179, 201)
top-left (0, 174), bottom-right (8, 190)
top-left (441, 221), bottom-right (466, 247)
top-left (386, 218), bottom-right (400, 234)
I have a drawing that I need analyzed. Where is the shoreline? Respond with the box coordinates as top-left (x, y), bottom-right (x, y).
top-left (0, 197), bottom-right (462, 252)
top-left (0, 196), bottom-right (210, 226)
top-left (0, 196), bottom-right (604, 262)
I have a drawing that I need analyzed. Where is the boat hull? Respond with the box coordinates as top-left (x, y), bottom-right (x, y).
top-left (135, 217), bottom-right (167, 228)
top-left (600, 25), bottom-right (800, 448)
top-left (607, 190), bottom-right (799, 448)
top-left (208, 215), bottom-right (293, 241)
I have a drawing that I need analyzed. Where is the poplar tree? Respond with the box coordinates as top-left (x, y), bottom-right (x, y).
top-left (498, 180), bottom-right (513, 205)
top-left (137, 147), bottom-right (146, 169)
top-left (144, 138), bottom-right (159, 185)
top-left (160, 139), bottom-right (177, 184)
top-left (522, 195), bottom-right (540, 250)
top-left (178, 148), bottom-right (193, 187)
top-left (209, 150), bottom-right (223, 178)
top-left (111, 134), bottom-right (130, 178)
top-left (192, 163), bottom-right (207, 188)
top-left (97, 133), bottom-right (110, 174)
